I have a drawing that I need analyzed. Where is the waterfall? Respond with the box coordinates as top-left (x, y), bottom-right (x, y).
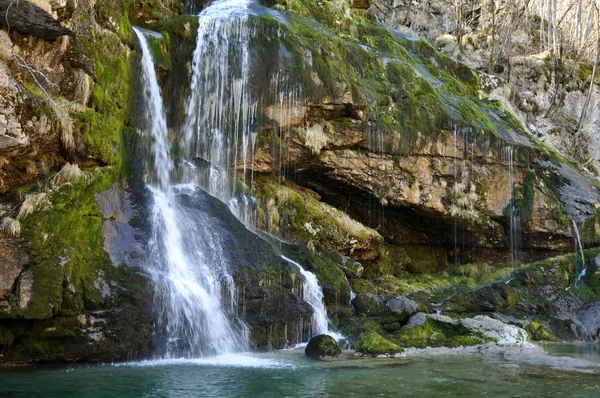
top-left (572, 220), bottom-right (587, 286)
top-left (507, 146), bottom-right (520, 268)
top-left (282, 256), bottom-right (345, 343)
top-left (182, 0), bottom-right (257, 222)
top-left (133, 27), bottom-right (172, 190)
top-left (135, 26), bottom-right (248, 358)
top-left (134, 0), bottom-right (340, 357)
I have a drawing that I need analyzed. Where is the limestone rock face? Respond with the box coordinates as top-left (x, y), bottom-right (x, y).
top-left (576, 301), bottom-right (600, 342)
top-left (96, 182), bottom-right (143, 268)
top-left (0, 0), bottom-right (186, 365)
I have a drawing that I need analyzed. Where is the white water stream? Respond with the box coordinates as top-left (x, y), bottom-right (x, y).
top-left (572, 220), bottom-right (587, 286)
top-left (135, 25), bottom-right (248, 357)
top-left (134, 0), bottom-right (342, 357)
top-left (282, 256), bottom-right (345, 343)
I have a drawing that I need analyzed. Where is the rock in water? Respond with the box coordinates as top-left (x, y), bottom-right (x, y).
top-left (305, 334), bottom-right (342, 359)
top-left (0, 0), bottom-right (72, 40)
top-left (355, 331), bottom-right (404, 357)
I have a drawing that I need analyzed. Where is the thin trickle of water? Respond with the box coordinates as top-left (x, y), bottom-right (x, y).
top-left (282, 256), bottom-right (345, 342)
top-left (506, 146), bottom-right (521, 268)
top-left (572, 220), bottom-right (587, 286)
top-left (135, 25), bottom-right (248, 358)
top-left (452, 125), bottom-right (460, 266)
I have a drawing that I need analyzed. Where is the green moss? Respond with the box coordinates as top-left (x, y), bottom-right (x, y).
top-left (526, 321), bottom-right (555, 342)
top-left (19, 170), bottom-right (124, 319)
top-left (351, 279), bottom-right (376, 294)
top-left (156, 15), bottom-right (200, 40)
top-left (393, 317), bottom-right (486, 348)
top-left (577, 63), bottom-right (593, 82)
top-left (305, 334), bottom-right (342, 358)
top-left (148, 35), bottom-right (173, 71)
top-left (506, 292), bottom-right (520, 309)
top-left (356, 331), bottom-right (403, 355)
top-left (75, 24), bottom-right (133, 169)
top-left (253, 177), bottom-right (381, 255)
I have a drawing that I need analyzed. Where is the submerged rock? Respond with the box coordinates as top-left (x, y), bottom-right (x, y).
top-left (305, 334), bottom-right (343, 359)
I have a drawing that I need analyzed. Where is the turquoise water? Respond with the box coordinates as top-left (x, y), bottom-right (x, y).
top-left (1, 350), bottom-right (599, 397)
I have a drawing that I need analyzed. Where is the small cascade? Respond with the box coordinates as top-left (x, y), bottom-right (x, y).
top-left (452, 125), bottom-right (460, 266)
top-left (282, 256), bottom-right (345, 343)
top-left (506, 146), bottom-right (521, 269)
top-left (572, 220), bottom-right (587, 286)
top-left (135, 26), bottom-right (248, 358)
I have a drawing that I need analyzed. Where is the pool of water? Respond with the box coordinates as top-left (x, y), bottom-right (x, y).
top-left (1, 349), bottom-right (599, 397)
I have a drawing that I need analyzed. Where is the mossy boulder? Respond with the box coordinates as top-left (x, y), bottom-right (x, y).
top-left (525, 321), bottom-right (555, 342)
top-left (394, 315), bottom-right (486, 349)
top-left (305, 334), bottom-right (343, 359)
top-left (340, 257), bottom-right (364, 278)
top-left (352, 293), bottom-right (387, 316)
top-left (355, 331), bottom-right (403, 356)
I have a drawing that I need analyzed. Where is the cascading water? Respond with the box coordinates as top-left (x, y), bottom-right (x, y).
top-left (135, 26), bottom-right (248, 358)
top-left (505, 146), bottom-right (520, 285)
top-left (572, 220), bottom-right (587, 286)
top-left (134, 0), bottom-right (341, 357)
top-left (182, 0), bottom-right (257, 223)
top-left (282, 256), bottom-right (344, 343)
top-left (506, 146), bottom-right (521, 269)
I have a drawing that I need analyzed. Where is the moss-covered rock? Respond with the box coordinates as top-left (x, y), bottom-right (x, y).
top-left (526, 321), bottom-right (555, 342)
top-left (352, 293), bottom-right (386, 316)
top-left (253, 177), bottom-right (382, 260)
top-left (394, 315), bottom-right (486, 349)
top-left (305, 334), bottom-right (343, 359)
top-left (355, 331), bottom-right (403, 356)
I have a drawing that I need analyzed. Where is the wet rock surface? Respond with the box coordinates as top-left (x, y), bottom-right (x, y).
top-left (305, 334), bottom-right (342, 359)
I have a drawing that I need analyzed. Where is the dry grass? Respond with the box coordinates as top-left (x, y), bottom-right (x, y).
top-left (1, 217), bottom-right (22, 237)
top-left (51, 163), bottom-right (86, 188)
top-left (50, 99), bottom-right (75, 151)
top-left (17, 193), bottom-right (50, 220)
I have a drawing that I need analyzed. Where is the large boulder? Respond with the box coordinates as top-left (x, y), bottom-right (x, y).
top-left (352, 293), bottom-right (387, 316)
top-left (305, 334), bottom-right (342, 359)
top-left (385, 296), bottom-right (419, 323)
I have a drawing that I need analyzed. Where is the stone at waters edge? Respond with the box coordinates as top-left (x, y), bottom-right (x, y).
top-left (305, 334), bottom-right (343, 359)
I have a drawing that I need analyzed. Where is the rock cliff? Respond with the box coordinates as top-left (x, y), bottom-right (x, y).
top-left (1, 0), bottom-right (599, 364)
